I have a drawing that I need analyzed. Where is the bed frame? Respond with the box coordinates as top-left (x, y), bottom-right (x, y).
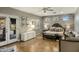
top-left (42, 23), bottom-right (65, 40)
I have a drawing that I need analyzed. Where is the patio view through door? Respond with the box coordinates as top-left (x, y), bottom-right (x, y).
top-left (8, 16), bottom-right (18, 44)
top-left (0, 15), bottom-right (18, 46)
top-left (0, 16), bottom-right (8, 46)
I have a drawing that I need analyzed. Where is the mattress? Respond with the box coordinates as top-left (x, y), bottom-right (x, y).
top-left (44, 31), bottom-right (64, 39)
top-left (44, 31), bottom-right (63, 35)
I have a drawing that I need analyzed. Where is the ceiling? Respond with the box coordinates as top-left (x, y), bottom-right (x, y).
top-left (12, 7), bottom-right (77, 17)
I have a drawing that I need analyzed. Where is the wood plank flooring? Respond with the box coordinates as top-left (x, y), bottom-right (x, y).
top-left (0, 35), bottom-right (59, 52)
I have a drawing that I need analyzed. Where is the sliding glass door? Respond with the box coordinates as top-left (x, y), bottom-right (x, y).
top-left (0, 16), bottom-right (8, 46)
top-left (10, 18), bottom-right (16, 40)
top-left (0, 15), bottom-right (19, 46)
top-left (8, 16), bottom-right (18, 43)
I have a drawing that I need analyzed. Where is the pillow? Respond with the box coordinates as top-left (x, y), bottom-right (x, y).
top-left (49, 27), bottom-right (55, 31)
top-left (49, 27), bottom-right (64, 32)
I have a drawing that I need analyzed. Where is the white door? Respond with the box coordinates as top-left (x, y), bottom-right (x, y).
top-left (0, 16), bottom-right (8, 46)
top-left (8, 16), bottom-right (19, 44)
top-left (0, 15), bottom-right (19, 46)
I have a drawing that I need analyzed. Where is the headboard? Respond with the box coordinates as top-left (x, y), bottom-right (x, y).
top-left (50, 23), bottom-right (65, 33)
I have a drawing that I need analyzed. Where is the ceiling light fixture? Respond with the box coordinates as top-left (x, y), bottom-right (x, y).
top-left (42, 7), bottom-right (54, 13)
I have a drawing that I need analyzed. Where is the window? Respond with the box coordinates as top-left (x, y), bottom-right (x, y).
top-left (63, 16), bottom-right (69, 21)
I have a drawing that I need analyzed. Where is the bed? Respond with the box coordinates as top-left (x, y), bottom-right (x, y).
top-left (43, 23), bottom-right (65, 40)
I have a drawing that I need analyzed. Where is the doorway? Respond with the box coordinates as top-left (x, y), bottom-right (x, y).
top-left (0, 15), bottom-right (19, 46)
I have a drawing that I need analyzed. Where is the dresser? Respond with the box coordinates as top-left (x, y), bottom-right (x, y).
top-left (21, 31), bottom-right (36, 41)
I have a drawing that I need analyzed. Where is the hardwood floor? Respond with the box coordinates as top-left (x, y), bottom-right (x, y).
top-left (0, 35), bottom-right (59, 52)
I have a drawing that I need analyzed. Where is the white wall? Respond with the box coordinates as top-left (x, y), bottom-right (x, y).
top-left (74, 8), bottom-right (79, 33)
top-left (43, 14), bottom-right (74, 31)
top-left (0, 7), bottom-right (43, 35)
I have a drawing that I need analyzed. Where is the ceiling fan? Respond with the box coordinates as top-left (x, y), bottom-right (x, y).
top-left (36, 7), bottom-right (56, 15)
top-left (42, 7), bottom-right (54, 13)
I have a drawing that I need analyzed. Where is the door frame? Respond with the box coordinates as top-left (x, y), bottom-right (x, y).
top-left (0, 14), bottom-right (8, 46)
top-left (8, 15), bottom-right (19, 44)
top-left (0, 14), bottom-right (19, 46)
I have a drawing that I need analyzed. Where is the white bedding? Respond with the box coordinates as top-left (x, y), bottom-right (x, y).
top-left (44, 31), bottom-right (64, 39)
top-left (44, 31), bottom-right (63, 35)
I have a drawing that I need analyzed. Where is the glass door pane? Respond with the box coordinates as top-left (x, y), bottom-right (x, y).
top-left (10, 18), bottom-right (16, 39)
top-left (0, 17), bottom-right (6, 42)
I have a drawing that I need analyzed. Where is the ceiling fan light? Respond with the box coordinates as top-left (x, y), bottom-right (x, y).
top-left (44, 10), bottom-right (46, 13)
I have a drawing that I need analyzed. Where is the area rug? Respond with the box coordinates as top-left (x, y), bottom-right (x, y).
top-left (0, 46), bottom-right (17, 52)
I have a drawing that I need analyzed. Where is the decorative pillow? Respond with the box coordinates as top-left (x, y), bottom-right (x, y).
top-left (49, 27), bottom-right (64, 32)
top-left (50, 27), bottom-right (55, 31)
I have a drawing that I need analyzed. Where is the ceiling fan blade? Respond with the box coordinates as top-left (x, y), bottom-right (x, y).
top-left (34, 7), bottom-right (54, 14)
top-left (47, 8), bottom-right (54, 11)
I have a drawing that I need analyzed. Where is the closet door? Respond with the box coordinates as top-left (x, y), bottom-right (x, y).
top-left (0, 16), bottom-right (8, 46)
top-left (8, 16), bottom-right (18, 43)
